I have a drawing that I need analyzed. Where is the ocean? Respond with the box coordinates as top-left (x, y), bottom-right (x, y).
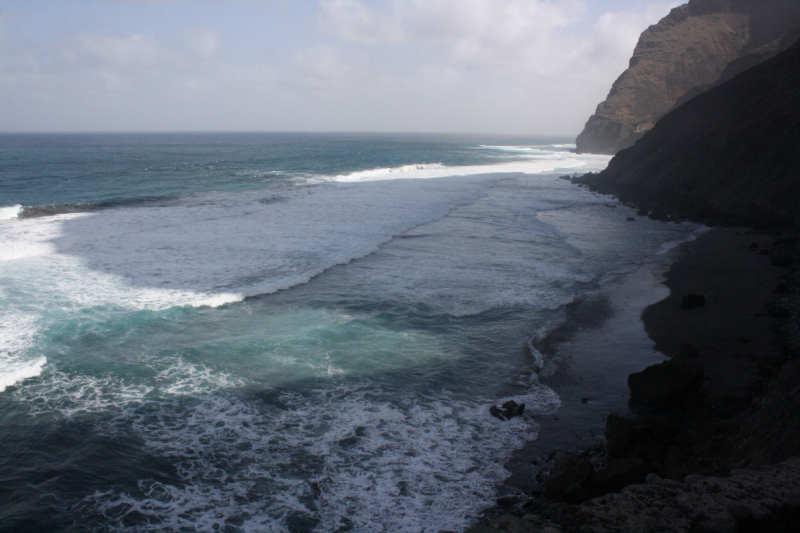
top-left (0, 132), bottom-right (701, 532)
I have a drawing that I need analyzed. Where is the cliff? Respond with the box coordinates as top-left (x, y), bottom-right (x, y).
top-left (577, 35), bottom-right (800, 228)
top-left (576, 0), bottom-right (800, 155)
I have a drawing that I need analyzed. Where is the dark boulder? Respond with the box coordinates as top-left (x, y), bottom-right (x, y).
top-left (489, 400), bottom-right (526, 421)
top-left (496, 496), bottom-right (520, 508)
top-left (628, 359), bottom-right (705, 405)
top-left (489, 405), bottom-right (506, 421)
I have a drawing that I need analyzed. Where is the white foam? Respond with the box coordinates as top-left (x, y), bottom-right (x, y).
top-left (0, 313), bottom-right (45, 392)
top-left (0, 212), bottom-right (72, 262)
top-left (14, 356), bottom-right (247, 418)
top-left (0, 204), bottom-right (22, 220)
top-left (0, 355), bottom-right (46, 393)
top-left (331, 152), bottom-right (610, 183)
top-left (88, 383), bottom-right (560, 532)
top-left (0, 179), bottom-right (498, 317)
top-left (333, 163), bottom-right (446, 181)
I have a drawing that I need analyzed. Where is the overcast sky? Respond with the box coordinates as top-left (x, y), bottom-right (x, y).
top-left (0, 0), bottom-right (678, 134)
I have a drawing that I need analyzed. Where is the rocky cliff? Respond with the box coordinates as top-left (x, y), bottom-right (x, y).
top-left (577, 35), bottom-right (800, 228)
top-left (576, 0), bottom-right (800, 155)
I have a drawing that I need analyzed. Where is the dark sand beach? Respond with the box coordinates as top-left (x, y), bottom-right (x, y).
top-left (464, 226), bottom-right (800, 532)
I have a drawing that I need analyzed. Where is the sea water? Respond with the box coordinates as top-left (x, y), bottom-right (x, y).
top-left (0, 133), bottom-right (700, 532)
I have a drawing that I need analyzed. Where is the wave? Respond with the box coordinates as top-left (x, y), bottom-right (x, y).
top-left (85, 383), bottom-right (560, 532)
top-left (0, 177), bottom-right (493, 314)
top-left (332, 163), bottom-right (446, 182)
top-left (330, 153), bottom-right (610, 183)
top-left (0, 314), bottom-right (46, 393)
top-left (15, 196), bottom-right (180, 219)
top-left (478, 144), bottom-right (576, 153)
top-left (0, 356), bottom-right (46, 393)
top-left (0, 205), bottom-right (22, 220)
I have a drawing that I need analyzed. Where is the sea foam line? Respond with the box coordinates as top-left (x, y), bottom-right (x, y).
top-left (87, 382), bottom-right (560, 533)
top-left (331, 153), bottom-right (610, 183)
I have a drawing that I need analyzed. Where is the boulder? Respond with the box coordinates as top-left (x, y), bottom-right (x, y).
top-left (489, 400), bottom-right (525, 421)
top-left (628, 359), bottom-right (705, 405)
top-left (496, 496), bottom-right (520, 508)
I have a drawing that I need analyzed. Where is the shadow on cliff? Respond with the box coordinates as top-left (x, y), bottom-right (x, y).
top-left (577, 36), bottom-right (800, 229)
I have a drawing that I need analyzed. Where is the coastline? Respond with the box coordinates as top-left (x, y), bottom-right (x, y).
top-left (464, 226), bottom-right (800, 532)
top-left (500, 243), bottom-right (681, 490)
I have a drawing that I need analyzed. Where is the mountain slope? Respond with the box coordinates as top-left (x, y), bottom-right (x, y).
top-left (576, 0), bottom-right (800, 155)
top-left (577, 37), bottom-right (800, 228)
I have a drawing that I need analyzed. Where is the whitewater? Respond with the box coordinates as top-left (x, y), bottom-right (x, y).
top-left (0, 133), bottom-right (701, 532)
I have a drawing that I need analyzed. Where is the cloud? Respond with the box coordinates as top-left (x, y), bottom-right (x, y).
top-left (318, 0), bottom-right (404, 44)
top-left (318, 0), bottom-right (676, 81)
top-left (182, 27), bottom-right (221, 58)
top-left (586, 2), bottom-right (679, 65)
top-left (0, 1), bottom-right (677, 133)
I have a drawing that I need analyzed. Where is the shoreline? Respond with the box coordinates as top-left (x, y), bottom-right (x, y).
top-left (464, 226), bottom-right (800, 532)
top-left (500, 244), bottom-right (681, 492)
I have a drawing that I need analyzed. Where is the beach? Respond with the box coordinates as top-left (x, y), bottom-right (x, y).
top-left (466, 225), bottom-right (800, 532)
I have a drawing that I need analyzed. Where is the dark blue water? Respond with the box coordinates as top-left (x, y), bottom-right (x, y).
top-left (0, 133), bottom-right (698, 532)
top-left (0, 132), bottom-right (585, 209)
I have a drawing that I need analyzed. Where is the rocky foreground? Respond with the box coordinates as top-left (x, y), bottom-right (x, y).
top-left (461, 227), bottom-right (800, 533)
top-left (467, 457), bottom-right (800, 533)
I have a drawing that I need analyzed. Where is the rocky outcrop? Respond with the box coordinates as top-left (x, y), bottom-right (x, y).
top-left (576, 0), bottom-right (800, 155)
top-left (627, 359), bottom-right (705, 405)
top-left (469, 458), bottom-right (800, 533)
top-left (576, 35), bottom-right (800, 228)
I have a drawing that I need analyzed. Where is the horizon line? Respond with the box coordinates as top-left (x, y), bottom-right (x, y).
top-left (0, 130), bottom-right (578, 138)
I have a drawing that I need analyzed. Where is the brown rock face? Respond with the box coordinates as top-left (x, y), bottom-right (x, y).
top-left (576, 0), bottom-right (800, 155)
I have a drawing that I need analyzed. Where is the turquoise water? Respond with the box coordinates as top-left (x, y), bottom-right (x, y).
top-left (0, 133), bottom-right (699, 532)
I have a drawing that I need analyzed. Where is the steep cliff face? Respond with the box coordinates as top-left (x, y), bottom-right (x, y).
top-left (576, 0), bottom-right (800, 155)
top-left (577, 37), bottom-right (800, 228)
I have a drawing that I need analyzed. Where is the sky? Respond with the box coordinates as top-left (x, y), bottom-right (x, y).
top-left (0, 0), bottom-right (679, 134)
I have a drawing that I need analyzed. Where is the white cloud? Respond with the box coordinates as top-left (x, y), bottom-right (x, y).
top-left (0, 1), bottom-right (677, 133)
top-left (586, 3), bottom-right (679, 65)
top-left (318, 0), bottom-right (675, 81)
